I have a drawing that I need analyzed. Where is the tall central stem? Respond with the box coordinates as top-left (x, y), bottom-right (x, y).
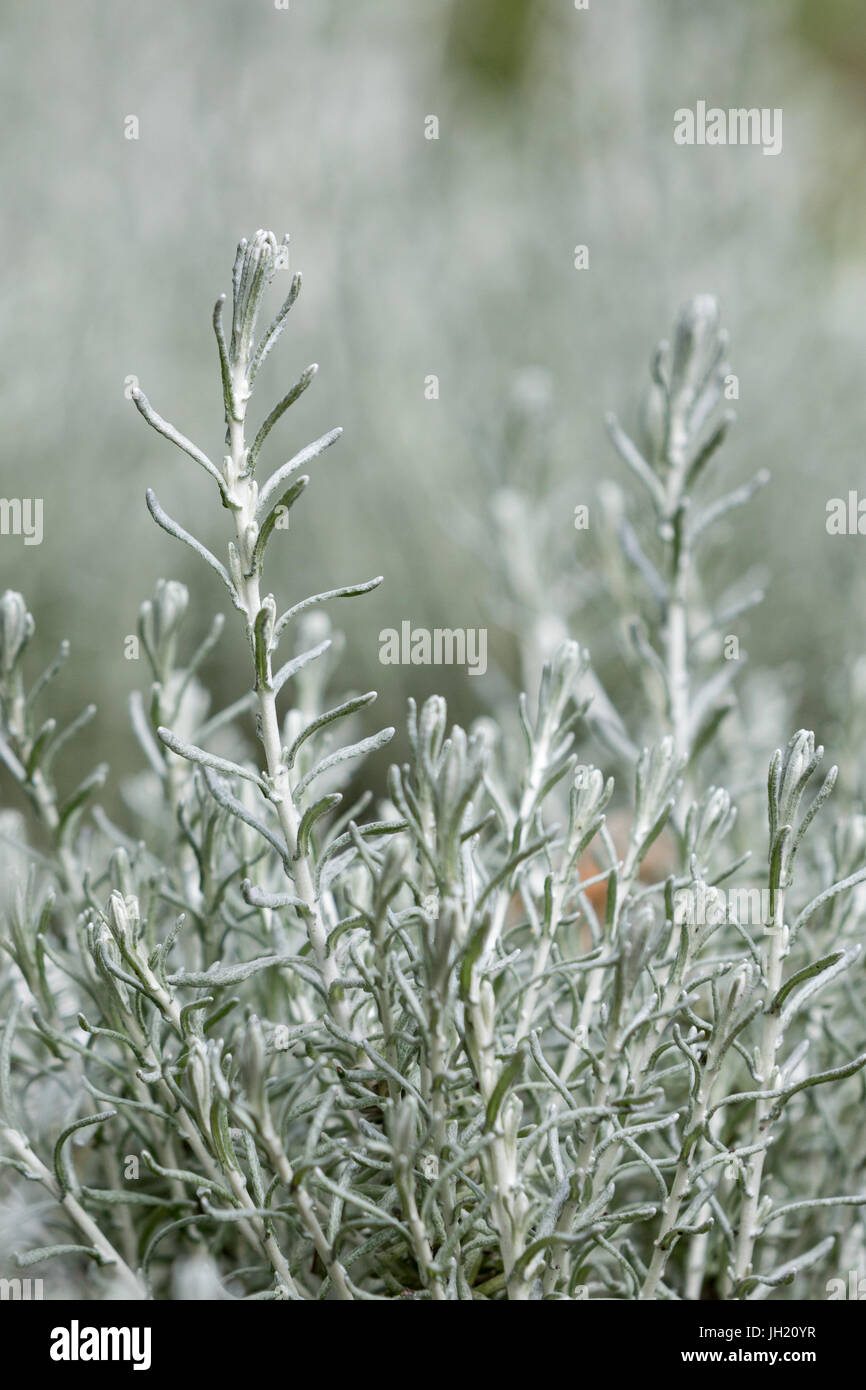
top-left (733, 890), bottom-right (786, 1286)
top-left (226, 375), bottom-right (350, 1033)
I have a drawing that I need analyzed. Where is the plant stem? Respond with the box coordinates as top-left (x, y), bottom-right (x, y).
top-left (732, 891), bottom-right (786, 1287)
top-left (225, 372), bottom-right (351, 1037)
top-left (2, 1126), bottom-right (148, 1299)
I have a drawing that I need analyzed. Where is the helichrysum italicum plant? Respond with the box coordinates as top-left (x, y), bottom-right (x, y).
top-left (1, 233), bottom-right (866, 1301)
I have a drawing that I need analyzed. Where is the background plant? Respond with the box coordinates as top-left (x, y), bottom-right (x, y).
top-left (7, 0), bottom-right (866, 797)
top-left (1, 236), bottom-right (865, 1301)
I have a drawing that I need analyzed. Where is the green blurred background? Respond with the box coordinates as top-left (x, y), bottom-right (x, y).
top-left (2, 0), bottom-right (866, 810)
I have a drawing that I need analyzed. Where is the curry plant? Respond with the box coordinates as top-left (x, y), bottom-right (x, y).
top-left (1, 235), bottom-right (865, 1300)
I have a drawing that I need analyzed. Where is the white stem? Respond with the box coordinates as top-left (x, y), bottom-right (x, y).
top-left (2, 1127), bottom-right (147, 1300)
top-left (733, 892), bottom-right (786, 1285)
top-left (226, 373), bottom-right (351, 1035)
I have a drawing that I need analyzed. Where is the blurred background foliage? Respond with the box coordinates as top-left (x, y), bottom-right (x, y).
top-left (2, 0), bottom-right (866, 818)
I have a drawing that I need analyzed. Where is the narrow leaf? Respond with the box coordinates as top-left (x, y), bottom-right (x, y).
top-left (257, 425), bottom-right (342, 511)
top-left (296, 793), bottom-right (342, 858)
top-left (275, 576), bottom-right (383, 637)
top-left (54, 1111), bottom-right (117, 1196)
top-left (158, 726), bottom-right (264, 787)
top-left (294, 727), bottom-right (396, 797)
top-left (273, 638), bottom-right (332, 697)
top-left (287, 692), bottom-right (378, 768)
top-left (250, 272), bottom-right (302, 381)
top-left (249, 365), bottom-right (320, 471)
top-left (250, 475), bottom-right (309, 573)
top-left (241, 879), bottom-right (310, 914)
top-left (146, 489), bottom-right (238, 607)
top-left (201, 766), bottom-right (287, 863)
top-left (17, 1244), bottom-right (104, 1268)
top-left (168, 955), bottom-right (298, 987)
top-left (129, 691), bottom-right (167, 777)
top-left (132, 389), bottom-right (228, 497)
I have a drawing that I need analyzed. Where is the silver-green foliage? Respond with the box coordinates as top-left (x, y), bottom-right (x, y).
top-left (1, 234), bottom-right (865, 1300)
